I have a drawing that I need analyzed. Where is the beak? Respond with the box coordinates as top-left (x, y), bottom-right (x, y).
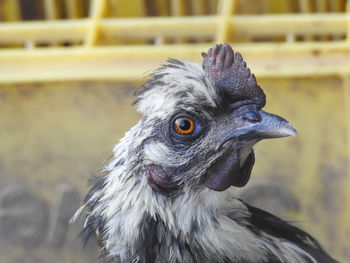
top-left (206, 110), bottom-right (296, 192)
top-left (219, 110), bottom-right (297, 149)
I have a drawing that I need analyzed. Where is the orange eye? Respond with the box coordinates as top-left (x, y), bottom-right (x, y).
top-left (174, 117), bottom-right (195, 135)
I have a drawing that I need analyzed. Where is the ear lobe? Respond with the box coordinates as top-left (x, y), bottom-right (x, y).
top-left (146, 164), bottom-right (178, 196)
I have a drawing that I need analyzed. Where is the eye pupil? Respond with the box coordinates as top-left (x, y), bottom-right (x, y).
top-left (179, 120), bottom-right (191, 131)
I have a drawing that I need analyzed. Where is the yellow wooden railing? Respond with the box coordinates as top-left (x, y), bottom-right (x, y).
top-left (0, 0), bottom-right (349, 83)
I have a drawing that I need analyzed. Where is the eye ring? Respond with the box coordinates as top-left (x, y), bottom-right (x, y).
top-left (174, 117), bottom-right (195, 135)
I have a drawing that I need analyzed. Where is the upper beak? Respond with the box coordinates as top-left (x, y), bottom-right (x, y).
top-left (247, 110), bottom-right (297, 139)
top-left (219, 110), bottom-right (297, 148)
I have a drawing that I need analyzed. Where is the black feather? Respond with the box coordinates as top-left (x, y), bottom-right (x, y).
top-left (235, 203), bottom-right (339, 263)
top-left (80, 175), bottom-right (107, 246)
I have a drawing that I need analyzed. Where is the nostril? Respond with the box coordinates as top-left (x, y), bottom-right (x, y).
top-left (243, 111), bottom-right (261, 123)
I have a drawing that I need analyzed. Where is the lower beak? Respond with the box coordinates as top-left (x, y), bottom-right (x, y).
top-left (220, 111), bottom-right (297, 148)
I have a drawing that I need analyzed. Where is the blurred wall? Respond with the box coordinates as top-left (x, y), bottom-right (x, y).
top-left (0, 78), bottom-right (348, 262)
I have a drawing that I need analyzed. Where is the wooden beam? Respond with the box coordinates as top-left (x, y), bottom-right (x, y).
top-left (0, 14), bottom-right (347, 44)
top-left (0, 20), bottom-right (89, 43)
top-left (0, 42), bottom-right (349, 83)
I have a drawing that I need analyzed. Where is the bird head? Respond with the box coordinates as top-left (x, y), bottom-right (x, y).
top-left (134, 43), bottom-right (296, 195)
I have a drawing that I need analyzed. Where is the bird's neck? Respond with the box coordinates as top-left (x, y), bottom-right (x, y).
top-left (99, 154), bottom-right (260, 262)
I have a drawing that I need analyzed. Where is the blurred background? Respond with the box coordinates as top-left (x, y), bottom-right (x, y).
top-left (0, 0), bottom-right (349, 262)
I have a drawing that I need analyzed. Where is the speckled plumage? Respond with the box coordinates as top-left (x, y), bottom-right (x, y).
top-left (73, 44), bottom-right (339, 263)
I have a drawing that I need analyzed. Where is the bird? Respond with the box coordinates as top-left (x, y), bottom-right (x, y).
top-left (73, 44), bottom-right (339, 263)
